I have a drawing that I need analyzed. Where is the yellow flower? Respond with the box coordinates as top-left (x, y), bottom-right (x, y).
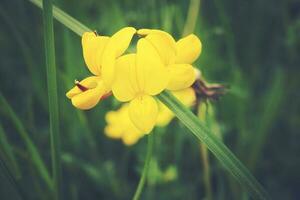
top-left (66, 27), bottom-right (136, 109)
top-left (112, 38), bottom-right (170, 133)
top-left (156, 87), bottom-right (196, 126)
top-left (104, 104), bottom-right (144, 146)
top-left (137, 29), bottom-right (202, 91)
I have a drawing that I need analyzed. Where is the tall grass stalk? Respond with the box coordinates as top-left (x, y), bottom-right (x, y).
top-left (132, 133), bottom-right (154, 200)
top-left (182, 0), bottom-right (201, 36)
top-left (42, 0), bottom-right (61, 199)
top-left (247, 69), bottom-right (284, 170)
top-left (200, 144), bottom-right (213, 200)
top-left (182, 1), bottom-right (213, 198)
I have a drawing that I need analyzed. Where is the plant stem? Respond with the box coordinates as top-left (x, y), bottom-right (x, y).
top-left (132, 133), bottom-right (154, 200)
top-left (200, 144), bottom-right (213, 200)
top-left (198, 103), bottom-right (213, 200)
top-left (42, 0), bottom-right (61, 199)
top-left (182, 0), bottom-right (201, 36)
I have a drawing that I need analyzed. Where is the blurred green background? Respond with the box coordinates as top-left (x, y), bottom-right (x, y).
top-left (0, 0), bottom-right (299, 199)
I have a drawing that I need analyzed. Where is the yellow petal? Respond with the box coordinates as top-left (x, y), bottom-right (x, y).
top-left (172, 87), bottom-right (196, 106)
top-left (82, 32), bottom-right (109, 75)
top-left (101, 46), bottom-right (116, 88)
top-left (112, 54), bottom-right (137, 102)
top-left (102, 27), bottom-right (136, 87)
top-left (137, 28), bottom-right (153, 36)
top-left (175, 34), bottom-right (202, 64)
top-left (70, 78), bottom-right (107, 110)
top-left (111, 27), bottom-right (136, 57)
top-left (129, 95), bottom-right (158, 134)
top-left (105, 110), bottom-right (119, 124)
top-left (122, 133), bottom-right (141, 146)
top-left (166, 64), bottom-right (196, 91)
top-left (156, 102), bottom-right (174, 127)
top-left (136, 38), bottom-right (169, 95)
top-left (142, 30), bottom-right (177, 65)
top-left (66, 76), bottom-right (101, 99)
top-left (104, 125), bottom-right (123, 139)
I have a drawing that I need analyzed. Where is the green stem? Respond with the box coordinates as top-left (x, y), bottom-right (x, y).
top-left (182, 0), bottom-right (201, 36)
top-left (157, 91), bottom-right (270, 200)
top-left (42, 0), bottom-right (61, 199)
top-left (200, 143), bottom-right (213, 200)
top-left (132, 133), bottom-right (154, 200)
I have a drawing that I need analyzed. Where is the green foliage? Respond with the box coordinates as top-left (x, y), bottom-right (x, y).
top-left (0, 0), bottom-right (299, 199)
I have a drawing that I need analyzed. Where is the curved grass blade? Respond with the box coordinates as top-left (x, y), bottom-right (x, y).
top-left (0, 93), bottom-right (53, 190)
top-left (29, 0), bottom-right (90, 36)
top-left (27, 1), bottom-right (270, 199)
top-left (157, 91), bottom-right (270, 199)
top-left (42, 0), bottom-right (61, 199)
top-left (0, 124), bottom-right (22, 179)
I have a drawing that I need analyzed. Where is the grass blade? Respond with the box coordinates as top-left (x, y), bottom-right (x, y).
top-left (247, 69), bottom-right (285, 170)
top-left (157, 91), bottom-right (270, 200)
top-left (0, 124), bottom-right (22, 179)
top-left (29, 0), bottom-right (90, 36)
top-left (42, 0), bottom-right (61, 199)
top-left (27, 1), bottom-right (270, 199)
top-left (0, 156), bottom-right (25, 200)
top-left (0, 93), bottom-right (52, 190)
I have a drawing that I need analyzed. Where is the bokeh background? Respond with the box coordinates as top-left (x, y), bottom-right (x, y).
top-left (0, 0), bottom-right (299, 199)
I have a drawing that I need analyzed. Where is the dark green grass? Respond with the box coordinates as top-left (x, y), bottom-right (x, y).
top-left (0, 0), bottom-right (299, 199)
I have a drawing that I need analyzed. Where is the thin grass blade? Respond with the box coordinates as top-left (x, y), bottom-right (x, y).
top-left (157, 91), bottom-right (270, 200)
top-left (0, 93), bottom-right (53, 190)
top-left (42, 0), bottom-right (61, 199)
top-left (0, 124), bottom-right (22, 179)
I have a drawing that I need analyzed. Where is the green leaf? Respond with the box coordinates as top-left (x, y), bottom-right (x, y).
top-left (27, 1), bottom-right (270, 199)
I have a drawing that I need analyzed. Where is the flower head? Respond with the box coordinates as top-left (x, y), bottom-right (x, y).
top-left (66, 76), bottom-right (109, 110)
top-left (112, 38), bottom-right (169, 133)
top-left (137, 29), bottom-right (202, 91)
top-left (66, 27), bottom-right (136, 109)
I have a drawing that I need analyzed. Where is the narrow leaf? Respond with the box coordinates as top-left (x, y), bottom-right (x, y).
top-left (157, 91), bottom-right (269, 199)
top-left (42, 0), bottom-right (62, 199)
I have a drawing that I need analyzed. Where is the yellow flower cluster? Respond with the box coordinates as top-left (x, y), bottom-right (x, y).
top-left (66, 27), bottom-right (202, 143)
